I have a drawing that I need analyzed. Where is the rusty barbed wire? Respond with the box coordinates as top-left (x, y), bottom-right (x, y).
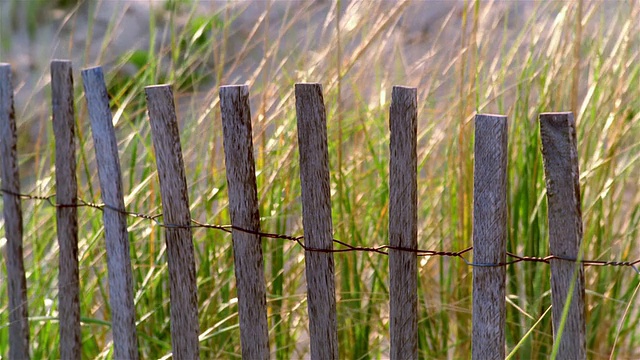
top-left (2, 188), bottom-right (640, 274)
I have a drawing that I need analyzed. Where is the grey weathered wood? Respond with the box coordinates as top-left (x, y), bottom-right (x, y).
top-left (388, 86), bottom-right (418, 360)
top-left (0, 63), bottom-right (30, 360)
top-left (51, 60), bottom-right (81, 360)
top-left (219, 85), bottom-right (270, 359)
top-left (145, 85), bottom-right (200, 360)
top-left (539, 112), bottom-right (586, 360)
top-left (294, 83), bottom-right (339, 360)
top-left (81, 66), bottom-right (139, 360)
top-left (471, 114), bottom-right (508, 360)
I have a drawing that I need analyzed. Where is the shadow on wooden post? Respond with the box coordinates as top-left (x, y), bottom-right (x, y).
top-left (471, 114), bottom-right (508, 360)
top-left (295, 83), bottom-right (339, 360)
top-left (540, 112), bottom-right (586, 360)
top-left (0, 63), bottom-right (30, 360)
top-left (146, 85), bottom-right (200, 359)
top-left (219, 85), bottom-right (270, 359)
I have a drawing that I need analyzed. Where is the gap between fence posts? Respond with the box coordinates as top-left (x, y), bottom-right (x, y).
top-left (81, 67), bottom-right (139, 360)
top-left (539, 112), bottom-right (586, 360)
top-left (51, 60), bottom-right (81, 360)
top-left (0, 63), bottom-right (30, 360)
top-left (146, 85), bottom-right (200, 359)
top-left (295, 83), bottom-right (339, 360)
top-left (388, 86), bottom-right (418, 360)
top-left (471, 114), bottom-right (508, 360)
top-left (219, 85), bottom-right (270, 359)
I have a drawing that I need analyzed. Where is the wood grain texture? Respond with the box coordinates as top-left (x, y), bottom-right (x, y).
top-left (471, 114), bottom-right (508, 360)
top-left (146, 85), bottom-right (200, 360)
top-left (81, 67), bottom-right (139, 360)
top-left (539, 112), bottom-right (586, 360)
top-left (294, 83), bottom-right (339, 360)
top-left (51, 60), bottom-right (81, 360)
top-left (219, 85), bottom-right (270, 359)
top-left (0, 63), bottom-right (30, 360)
top-left (388, 86), bottom-right (418, 360)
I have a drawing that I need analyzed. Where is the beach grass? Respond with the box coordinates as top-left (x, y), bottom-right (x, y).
top-left (1, 0), bottom-right (640, 358)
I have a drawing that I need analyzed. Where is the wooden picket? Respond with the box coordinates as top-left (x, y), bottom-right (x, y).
top-left (388, 86), bottom-right (418, 360)
top-left (540, 112), bottom-right (587, 360)
top-left (294, 83), bottom-right (339, 359)
top-left (0, 63), bottom-right (30, 360)
top-left (471, 114), bottom-right (508, 360)
top-left (219, 85), bottom-right (270, 359)
top-left (51, 60), bottom-right (81, 360)
top-left (146, 85), bottom-right (201, 359)
top-left (81, 67), bottom-right (139, 360)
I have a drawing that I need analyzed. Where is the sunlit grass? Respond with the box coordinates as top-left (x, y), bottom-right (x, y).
top-left (1, 0), bottom-right (640, 358)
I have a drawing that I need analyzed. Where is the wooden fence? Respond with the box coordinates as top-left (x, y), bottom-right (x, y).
top-left (0, 61), bottom-right (586, 360)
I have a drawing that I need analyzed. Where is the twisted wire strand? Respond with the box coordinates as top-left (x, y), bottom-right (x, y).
top-left (2, 188), bottom-right (639, 274)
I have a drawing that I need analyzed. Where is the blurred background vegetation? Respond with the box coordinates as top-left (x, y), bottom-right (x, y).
top-left (1, 0), bottom-right (640, 358)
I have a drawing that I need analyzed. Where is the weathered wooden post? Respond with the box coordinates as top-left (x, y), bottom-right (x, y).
top-left (219, 85), bottom-right (270, 359)
top-left (0, 63), bottom-right (30, 360)
top-left (471, 114), bottom-right (508, 360)
top-left (388, 86), bottom-right (418, 360)
top-left (146, 85), bottom-right (200, 359)
top-left (51, 60), bottom-right (81, 359)
top-left (540, 112), bottom-right (586, 360)
top-left (294, 83), bottom-right (339, 359)
top-left (82, 66), bottom-right (139, 360)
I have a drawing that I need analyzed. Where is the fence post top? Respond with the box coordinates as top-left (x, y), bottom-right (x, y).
top-left (475, 113), bottom-right (507, 119)
top-left (540, 111), bottom-right (574, 116)
top-left (295, 82), bottom-right (323, 88)
top-left (145, 84), bottom-right (172, 90)
top-left (220, 85), bottom-right (250, 97)
top-left (220, 84), bottom-right (249, 89)
top-left (392, 85), bottom-right (417, 91)
top-left (80, 66), bottom-right (104, 74)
